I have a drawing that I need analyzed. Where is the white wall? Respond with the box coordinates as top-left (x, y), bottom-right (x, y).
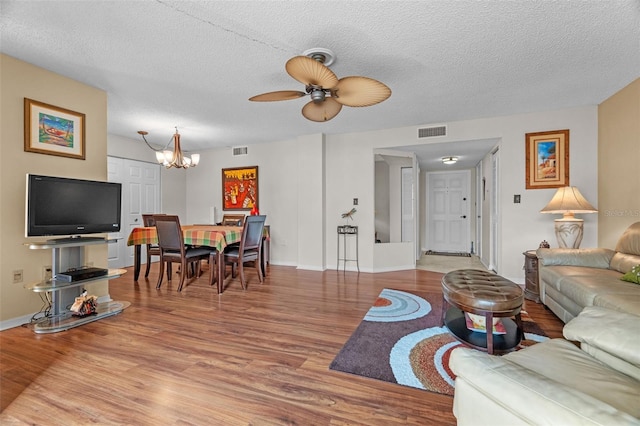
top-left (130, 105), bottom-right (597, 282)
top-left (322, 106), bottom-right (598, 281)
top-left (184, 137), bottom-right (305, 267)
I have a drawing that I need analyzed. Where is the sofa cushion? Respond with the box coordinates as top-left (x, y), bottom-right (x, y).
top-left (593, 292), bottom-right (640, 317)
top-left (450, 345), bottom-right (640, 425)
top-left (615, 221), bottom-right (640, 256)
top-left (504, 339), bottom-right (640, 418)
top-left (556, 269), bottom-right (640, 316)
top-left (539, 265), bottom-right (611, 292)
top-left (563, 306), bottom-right (640, 368)
top-left (537, 248), bottom-right (615, 268)
top-left (611, 253), bottom-right (640, 274)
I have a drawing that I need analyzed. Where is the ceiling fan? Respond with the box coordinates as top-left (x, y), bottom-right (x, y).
top-left (249, 48), bottom-right (391, 122)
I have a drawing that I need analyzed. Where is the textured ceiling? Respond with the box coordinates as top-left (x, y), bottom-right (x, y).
top-left (1, 1), bottom-right (639, 165)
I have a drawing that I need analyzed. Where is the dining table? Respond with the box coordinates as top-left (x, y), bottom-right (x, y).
top-left (127, 225), bottom-right (243, 290)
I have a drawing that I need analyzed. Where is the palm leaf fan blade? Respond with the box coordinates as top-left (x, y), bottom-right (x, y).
top-left (286, 56), bottom-right (339, 88)
top-left (249, 90), bottom-right (306, 102)
top-left (334, 76), bottom-right (391, 107)
top-left (301, 98), bottom-right (342, 122)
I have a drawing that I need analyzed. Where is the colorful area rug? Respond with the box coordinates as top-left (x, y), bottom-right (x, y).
top-left (329, 289), bottom-right (548, 396)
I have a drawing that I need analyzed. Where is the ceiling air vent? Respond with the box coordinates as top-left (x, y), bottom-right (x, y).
top-left (418, 125), bottom-right (447, 138)
top-left (232, 146), bottom-right (248, 156)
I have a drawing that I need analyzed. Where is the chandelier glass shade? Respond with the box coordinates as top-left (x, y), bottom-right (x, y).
top-left (138, 128), bottom-right (200, 169)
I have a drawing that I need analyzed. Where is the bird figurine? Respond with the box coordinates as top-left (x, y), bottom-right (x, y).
top-left (341, 208), bottom-right (357, 220)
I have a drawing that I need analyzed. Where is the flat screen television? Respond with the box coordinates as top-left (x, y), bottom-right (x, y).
top-left (26, 174), bottom-right (122, 238)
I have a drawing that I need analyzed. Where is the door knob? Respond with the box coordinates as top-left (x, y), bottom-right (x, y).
top-left (460, 215), bottom-right (467, 219)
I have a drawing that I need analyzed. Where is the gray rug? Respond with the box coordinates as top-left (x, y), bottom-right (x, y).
top-left (424, 250), bottom-right (471, 257)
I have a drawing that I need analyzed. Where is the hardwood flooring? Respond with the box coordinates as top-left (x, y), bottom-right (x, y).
top-left (1, 264), bottom-right (564, 425)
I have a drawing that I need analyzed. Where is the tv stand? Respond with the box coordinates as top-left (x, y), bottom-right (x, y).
top-left (24, 238), bottom-right (129, 333)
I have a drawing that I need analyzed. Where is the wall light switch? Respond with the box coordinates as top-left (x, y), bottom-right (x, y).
top-left (514, 194), bottom-right (521, 204)
top-left (353, 198), bottom-right (358, 205)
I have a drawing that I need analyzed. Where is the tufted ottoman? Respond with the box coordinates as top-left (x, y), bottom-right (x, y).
top-left (441, 269), bottom-right (524, 354)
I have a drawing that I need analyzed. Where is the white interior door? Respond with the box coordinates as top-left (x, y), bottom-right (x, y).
top-left (108, 157), bottom-right (161, 268)
top-left (427, 170), bottom-right (471, 253)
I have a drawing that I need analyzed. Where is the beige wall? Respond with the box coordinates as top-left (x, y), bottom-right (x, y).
top-left (0, 54), bottom-right (109, 325)
top-left (598, 78), bottom-right (640, 248)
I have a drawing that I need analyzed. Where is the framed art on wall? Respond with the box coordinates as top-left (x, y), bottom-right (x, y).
top-left (525, 129), bottom-right (569, 189)
top-left (24, 98), bottom-right (86, 160)
top-left (222, 166), bottom-right (258, 211)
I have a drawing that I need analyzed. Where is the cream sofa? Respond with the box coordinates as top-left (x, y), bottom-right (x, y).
top-left (536, 221), bottom-right (640, 323)
top-left (449, 306), bottom-right (640, 425)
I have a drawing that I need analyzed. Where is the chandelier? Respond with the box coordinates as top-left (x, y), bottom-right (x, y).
top-left (137, 127), bottom-right (200, 169)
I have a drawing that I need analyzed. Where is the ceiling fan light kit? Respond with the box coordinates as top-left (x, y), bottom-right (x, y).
top-left (249, 48), bottom-right (391, 122)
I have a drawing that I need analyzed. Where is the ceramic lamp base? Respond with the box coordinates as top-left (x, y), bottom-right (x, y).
top-left (554, 218), bottom-right (584, 248)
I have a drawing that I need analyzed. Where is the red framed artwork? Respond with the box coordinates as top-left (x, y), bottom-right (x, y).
top-left (525, 129), bottom-right (569, 189)
top-left (222, 166), bottom-right (258, 211)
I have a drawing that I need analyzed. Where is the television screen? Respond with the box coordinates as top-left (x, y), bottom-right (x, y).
top-left (26, 174), bottom-right (122, 237)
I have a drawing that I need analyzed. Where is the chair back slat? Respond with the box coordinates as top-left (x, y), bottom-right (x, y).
top-left (221, 214), bottom-right (246, 226)
top-left (143, 213), bottom-right (166, 227)
top-left (154, 215), bottom-right (184, 252)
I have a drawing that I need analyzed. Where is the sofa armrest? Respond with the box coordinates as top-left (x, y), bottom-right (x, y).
top-left (563, 306), bottom-right (640, 368)
top-left (536, 247), bottom-right (615, 268)
top-left (449, 347), bottom-right (640, 425)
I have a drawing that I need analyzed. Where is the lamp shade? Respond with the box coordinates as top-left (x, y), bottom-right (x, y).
top-left (540, 186), bottom-right (597, 249)
top-left (540, 186), bottom-right (597, 218)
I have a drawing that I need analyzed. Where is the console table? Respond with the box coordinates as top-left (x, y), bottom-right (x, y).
top-left (24, 237), bottom-right (129, 333)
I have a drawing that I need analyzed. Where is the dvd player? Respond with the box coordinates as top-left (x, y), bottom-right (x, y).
top-left (55, 267), bottom-right (109, 282)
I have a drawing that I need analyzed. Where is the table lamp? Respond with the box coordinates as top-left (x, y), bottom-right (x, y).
top-left (540, 186), bottom-right (597, 248)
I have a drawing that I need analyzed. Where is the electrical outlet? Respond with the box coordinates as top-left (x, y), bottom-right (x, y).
top-left (43, 265), bottom-right (52, 282)
top-left (12, 269), bottom-right (23, 283)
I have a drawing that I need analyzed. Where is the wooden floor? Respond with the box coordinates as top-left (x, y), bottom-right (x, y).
top-left (1, 264), bottom-right (564, 425)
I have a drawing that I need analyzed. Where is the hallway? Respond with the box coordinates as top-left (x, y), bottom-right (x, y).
top-left (416, 253), bottom-right (488, 274)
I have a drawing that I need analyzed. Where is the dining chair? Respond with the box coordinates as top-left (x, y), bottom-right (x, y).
top-left (220, 214), bottom-right (246, 226)
top-left (153, 215), bottom-right (217, 291)
top-left (223, 215), bottom-right (266, 290)
top-left (141, 214), bottom-right (165, 278)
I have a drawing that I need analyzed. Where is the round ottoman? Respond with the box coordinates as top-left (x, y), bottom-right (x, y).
top-left (441, 269), bottom-right (524, 354)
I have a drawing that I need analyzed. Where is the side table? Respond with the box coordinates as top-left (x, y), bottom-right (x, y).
top-left (523, 250), bottom-right (541, 303)
top-left (337, 225), bottom-right (359, 272)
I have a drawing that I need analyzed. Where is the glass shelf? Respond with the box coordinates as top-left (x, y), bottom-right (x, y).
top-left (29, 300), bottom-right (131, 334)
top-left (25, 269), bottom-right (126, 292)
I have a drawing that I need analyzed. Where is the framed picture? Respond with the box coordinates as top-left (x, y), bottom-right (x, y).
top-left (222, 166), bottom-right (258, 211)
top-left (525, 129), bottom-right (569, 189)
top-left (24, 98), bottom-right (85, 160)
